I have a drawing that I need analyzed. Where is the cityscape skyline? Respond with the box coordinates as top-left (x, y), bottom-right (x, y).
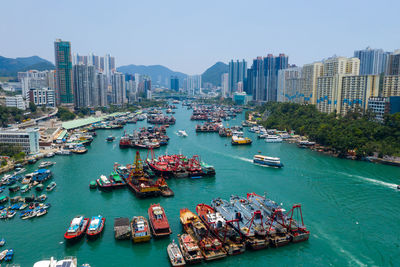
top-left (1, 0), bottom-right (400, 75)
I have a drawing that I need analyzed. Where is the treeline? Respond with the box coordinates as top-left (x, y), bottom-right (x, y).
top-left (258, 102), bottom-right (400, 158)
top-left (0, 106), bottom-right (29, 127)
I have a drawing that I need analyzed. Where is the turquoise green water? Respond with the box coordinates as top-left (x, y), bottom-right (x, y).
top-left (2, 105), bottom-right (400, 266)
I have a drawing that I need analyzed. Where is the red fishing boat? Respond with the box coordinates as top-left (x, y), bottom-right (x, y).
top-left (86, 215), bottom-right (106, 239)
top-left (196, 204), bottom-right (246, 255)
top-left (148, 204), bottom-right (172, 237)
top-left (64, 216), bottom-right (89, 241)
top-left (119, 136), bottom-right (131, 148)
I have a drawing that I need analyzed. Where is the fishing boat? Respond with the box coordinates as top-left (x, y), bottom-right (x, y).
top-left (86, 215), bottom-right (106, 239)
top-left (4, 249), bottom-right (13, 262)
top-left (7, 210), bottom-right (16, 218)
top-left (231, 135), bottom-right (252, 145)
top-left (0, 196), bottom-right (8, 204)
top-left (21, 209), bottom-right (37, 220)
top-left (0, 249), bottom-right (7, 261)
top-left (8, 184), bottom-right (20, 193)
top-left (177, 130), bottom-right (188, 137)
top-left (167, 240), bottom-right (186, 267)
top-left (55, 149), bottom-right (72, 155)
top-left (109, 172), bottom-right (126, 189)
top-left (0, 238), bottom-right (5, 247)
top-left (64, 216), bottom-right (90, 241)
top-left (46, 181), bottom-right (57, 191)
top-left (247, 192), bottom-right (309, 244)
top-left (155, 178), bottom-right (174, 197)
top-left (178, 234), bottom-right (204, 264)
top-left (71, 145), bottom-right (88, 154)
top-left (38, 161), bottom-right (56, 168)
top-left (131, 216), bottom-right (151, 243)
top-left (196, 203), bottom-right (246, 255)
top-left (37, 194), bottom-right (47, 202)
top-left (180, 208), bottom-right (227, 261)
top-left (253, 155), bottom-right (284, 168)
top-left (96, 175), bottom-right (113, 191)
top-left (148, 204), bottom-right (172, 237)
top-left (264, 135), bottom-right (283, 143)
top-left (35, 184), bottom-right (44, 192)
top-left (212, 198), bottom-right (268, 250)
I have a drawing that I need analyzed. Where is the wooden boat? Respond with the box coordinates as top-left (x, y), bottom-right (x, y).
top-left (64, 216), bottom-right (89, 241)
top-left (86, 215), bottom-right (105, 239)
top-left (148, 204), bottom-right (171, 237)
top-left (180, 208), bottom-right (227, 261)
top-left (131, 216), bottom-right (151, 243)
top-left (178, 234), bottom-right (203, 264)
top-left (196, 203), bottom-right (246, 255)
top-left (167, 240), bottom-right (186, 267)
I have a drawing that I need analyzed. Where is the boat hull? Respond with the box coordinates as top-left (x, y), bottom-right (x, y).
top-left (86, 218), bottom-right (106, 240)
top-left (64, 218), bottom-right (89, 242)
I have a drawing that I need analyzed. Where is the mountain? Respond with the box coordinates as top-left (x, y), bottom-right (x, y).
top-left (0, 56), bottom-right (55, 77)
top-left (201, 61), bottom-right (228, 87)
top-left (117, 64), bottom-right (187, 87)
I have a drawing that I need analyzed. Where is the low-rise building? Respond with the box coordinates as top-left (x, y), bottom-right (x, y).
top-left (28, 88), bottom-right (55, 108)
top-left (5, 95), bottom-right (26, 110)
top-left (0, 128), bottom-right (40, 154)
top-left (367, 97), bottom-right (390, 122)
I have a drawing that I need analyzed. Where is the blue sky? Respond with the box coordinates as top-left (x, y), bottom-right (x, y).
top-left (1, 0), bottom-right (399, 74)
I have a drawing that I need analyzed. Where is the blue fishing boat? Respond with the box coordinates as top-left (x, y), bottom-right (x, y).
top-left (4, 248), bottom-right (13, 261)
top-left (32, 169), bottom-right (52, 183)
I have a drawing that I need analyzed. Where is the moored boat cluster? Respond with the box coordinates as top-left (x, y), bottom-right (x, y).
top-left (119, 126), bottom-right (170, 149)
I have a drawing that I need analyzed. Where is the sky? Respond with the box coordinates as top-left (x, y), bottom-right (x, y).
top-left (1, 0), bottom-right (399, 75)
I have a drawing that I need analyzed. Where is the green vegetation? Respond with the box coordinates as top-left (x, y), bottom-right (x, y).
top-left (0, 106), bottom-right (29, 127)
top-left (0, 144), bottom-right (25, 160)
top-left (259, 102), bottom-right (400, 158)
top-left (201, 62), bottom-right (228, 87)
top-left (57, 107), bottom-right (76, 121)
top-left (29, 102), bottom-right (37, 113)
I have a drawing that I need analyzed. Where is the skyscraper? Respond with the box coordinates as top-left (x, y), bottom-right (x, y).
top-left (73, 64), bottom-right (96, 107)
top-left (354, 47), bottom-right (389, 75)
top-left (228, 59), bottom-right (247, 96)
top-left (54, 39), bottom-right (74, 105)
top-left (387, 50), bottom-right (400, 75)
top-left (170, 76), bottom-right (179, 91)
top-left (248, 54), bottom-right (288, 102)
top-left (111, 72), bottom-right (126, 105)
top-left (221, 73), bottom-right (229, 98)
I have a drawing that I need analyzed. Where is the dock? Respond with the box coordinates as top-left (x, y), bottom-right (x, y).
top-left (114, 217), bottom-right (131, 240)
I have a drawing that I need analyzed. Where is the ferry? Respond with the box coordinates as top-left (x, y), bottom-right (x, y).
top-left (178, 233), bottom-right (204, 264)
top-left (231, 135), bottom-right (252, 145)
top-left (253, 155), bottom-right (284, 168)
top-left (131, 216), bottom-right (151, 243)
top-left (196, 203), bottom-right (246, 255)
top-left (167, 240), bottom-right (186, 267)
top-left (148, 204), bottom-right (172, 237)
top-left (264, 135), bottom-right (283, 143)
top-left (86, 215), bottom-right (105, 239)
top-left (64, 216), bottom-right (90, 241)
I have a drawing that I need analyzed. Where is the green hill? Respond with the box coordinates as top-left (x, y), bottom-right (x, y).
top-left (201, 62), bottom-right (228, 87)
top-left (0, 55), bottom-right (55, 77)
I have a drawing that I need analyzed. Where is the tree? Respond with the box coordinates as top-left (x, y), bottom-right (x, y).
top-left (29, 102), bottom-right (37, 113)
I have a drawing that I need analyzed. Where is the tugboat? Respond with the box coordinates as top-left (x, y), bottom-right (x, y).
top-left (180, 208), bottom-right (227, 261)
top-left (131, 216), bottom-right (151, 243)
top-left (196, 203), bottom-right (246, 255)
top-left (96, 175), bottom-right (113, 192)
top-left (64, 216), bottom-right (90, 241)
top-left (86, 215), bottom-right (106, 239)
top-left (148, 204), bottom-right (172, 237)
top-left (212, 198), bottom-right (268, 250)
top-left (167, 240), bottom-right (186, 267)
top-left (155, 178), bottom-right (174, 197)
top-left (178, 234), bottom-right (203, 264)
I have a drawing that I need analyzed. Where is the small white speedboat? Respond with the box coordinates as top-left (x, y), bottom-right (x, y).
top-left (177, 130), bottom-right (188, 137)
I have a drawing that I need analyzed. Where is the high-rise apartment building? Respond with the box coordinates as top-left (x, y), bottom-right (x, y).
top-left (382, 75), bottom-right (400, 97)
top-left (277, 67), bottom-right (303, 103)
top-left (170, 76), bottom-right (179, 91)
top-left (221, 73), bottom-right (229, 98)
top-left (248, 54), bottom-right (288, 102)
top-left (73, 64), bottom-right (96, 107)
top-left (386, 50), bottom-right (400, 75)
top-left (302, 62), bottom-right (324, 104)
top-left (96, 72), bottom-right (108, 107)
top-left (54, 39), bottom-right (74, 105)
top-left (354, 47), bottom-right (389, 75)
top-left (186, 75), bottom-right (202, 95)
top-left (228, 59), bottom-right (247, 96)
top-left (111, 72), bottom-right (126, 105)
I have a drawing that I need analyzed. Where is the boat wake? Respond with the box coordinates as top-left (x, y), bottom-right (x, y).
top-left (339, 172), bottom-right (398, 190)
top-left (232, 156), bottom-right (253, 163)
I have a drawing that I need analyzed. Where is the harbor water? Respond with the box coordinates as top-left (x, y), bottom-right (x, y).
top-left (1, 105), bottom-right (400, 266)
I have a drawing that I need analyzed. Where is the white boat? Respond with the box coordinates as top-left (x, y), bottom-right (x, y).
top-left (33, 257), bottom-right (79, 267)
top-left (0, 250), bottom-right (8, 261)
top-left (36, 208), bottom-right (48, 217)
top-left (177, 130), bottom-right (188, 137)
top-left (232, 130), bottom-right (244, 137)
top-left (253, 155), bottom-right (284, 168)
top-left (45, 152), bottom-right (55, 158)
top-left (265, 135), bottom-right (283, 143)
top-left (39, 161), bottom-right (56, 168)
top-left (167, 240), bottom-right (186, 266)
top-left (55, 150), bottom-right (71, 155)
